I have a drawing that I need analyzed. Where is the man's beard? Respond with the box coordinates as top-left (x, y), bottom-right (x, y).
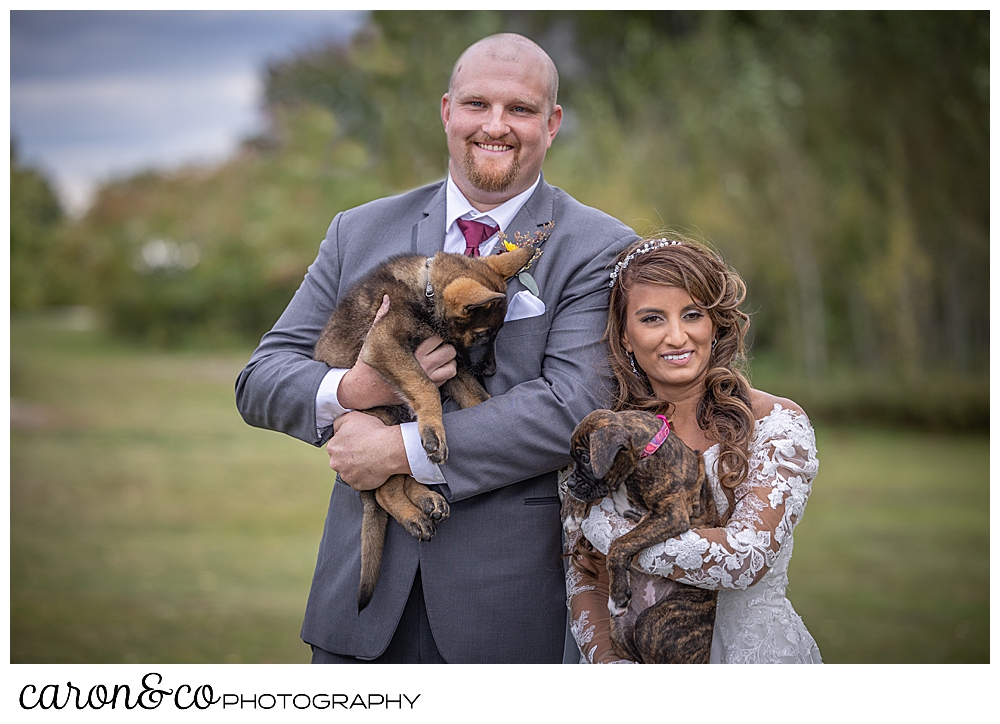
top-left (461, 144), bottom-right (521, 193)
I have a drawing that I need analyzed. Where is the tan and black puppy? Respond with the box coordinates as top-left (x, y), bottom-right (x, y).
top-left (314, 245), bottom-right (535, 611)
top-left (566, 409), bottom-right (718, 663)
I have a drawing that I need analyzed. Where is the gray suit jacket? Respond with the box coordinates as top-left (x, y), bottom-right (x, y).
top-left (235, 176), bottom-right (637, 662)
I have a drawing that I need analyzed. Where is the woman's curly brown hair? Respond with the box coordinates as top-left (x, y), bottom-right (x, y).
top-left (605, 235), bottom-right (754, 519)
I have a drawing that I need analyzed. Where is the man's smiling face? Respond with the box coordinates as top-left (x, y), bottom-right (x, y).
top-left (441, 41), bottom-right (561, 210)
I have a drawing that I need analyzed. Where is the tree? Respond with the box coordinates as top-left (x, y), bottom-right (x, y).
top-left (10, 142), bottom-right (65, 310)
top-left (59, 10), bottom-right (989, 384)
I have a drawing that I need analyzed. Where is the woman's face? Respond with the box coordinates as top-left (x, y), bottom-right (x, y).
top-left (621, 283), bottom-right (716, 399)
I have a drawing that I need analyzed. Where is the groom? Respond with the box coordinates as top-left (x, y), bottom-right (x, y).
top-left (236, 32), bottom-right (637, 663)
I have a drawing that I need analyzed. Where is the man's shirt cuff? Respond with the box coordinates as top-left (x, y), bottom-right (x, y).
top-left (401, 421), bottom-right (448, 486)
top-left (316, 367), bottom-right (352, 433)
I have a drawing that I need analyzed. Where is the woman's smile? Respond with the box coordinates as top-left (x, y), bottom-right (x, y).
top-left (661, 350), bottom-right (693, 364)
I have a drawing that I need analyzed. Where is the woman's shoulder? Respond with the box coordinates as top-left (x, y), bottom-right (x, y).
top-left (749, 389), bottom-right (807, 422)
top-left (747, 390), bottom-right (819, 473)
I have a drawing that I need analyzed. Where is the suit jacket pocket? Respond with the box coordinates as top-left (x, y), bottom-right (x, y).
top-left (523, 496), bottom-right (560, 506)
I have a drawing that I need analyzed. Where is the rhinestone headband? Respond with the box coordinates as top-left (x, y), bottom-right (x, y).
top-left (609, 238), bottom-right (682, 288)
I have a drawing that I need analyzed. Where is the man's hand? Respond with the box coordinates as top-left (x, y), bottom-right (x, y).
top-left (336, 295), bottom-right (458, 410)
top-left (328, 411), bottom-right (411, 490)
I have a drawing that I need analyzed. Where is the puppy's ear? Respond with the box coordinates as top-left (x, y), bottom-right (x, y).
top-left (441, 278), bottom-right (505, 316)
top-left (484, 245), bottom-right (534, 280)
top-left (589, 425), bottom-right (632, 479)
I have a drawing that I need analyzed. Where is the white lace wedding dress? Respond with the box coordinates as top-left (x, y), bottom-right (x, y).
top-left (563, 404), bottom-right (822, 664)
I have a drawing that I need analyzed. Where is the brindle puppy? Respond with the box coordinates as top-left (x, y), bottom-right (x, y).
top-left (314, 246), bottom-right (534, 611)
top-left (566, 409), bottom-right (718, 663)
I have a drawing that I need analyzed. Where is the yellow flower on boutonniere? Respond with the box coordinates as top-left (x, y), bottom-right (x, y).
top-left (494, 221), bottom-right (554, 297)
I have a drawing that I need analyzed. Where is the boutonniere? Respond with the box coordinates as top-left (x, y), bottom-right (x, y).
top-left (495, 220), bottom-right (553, 297)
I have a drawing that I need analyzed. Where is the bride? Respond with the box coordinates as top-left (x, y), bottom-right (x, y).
top-left (563, 236), bottom-right (822, 664)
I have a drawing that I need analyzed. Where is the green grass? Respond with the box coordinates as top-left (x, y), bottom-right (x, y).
top-left (11, 316), bottom-right (330, 663)
top-left (9, 316), bottom-right (990, 663)
top-left (788, 426), bottom-right (989, 663)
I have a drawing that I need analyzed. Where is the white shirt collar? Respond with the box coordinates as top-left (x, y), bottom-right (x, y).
top-left (445, 173), bottom-right (540, 233)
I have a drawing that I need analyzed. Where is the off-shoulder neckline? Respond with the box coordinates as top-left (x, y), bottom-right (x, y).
top-left (757, 402), bottom-right (808, 423)
top-left (702, 403), bottom-right (809, 456)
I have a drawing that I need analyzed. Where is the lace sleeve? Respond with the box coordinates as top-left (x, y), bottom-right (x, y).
top-left (565, 552), bottom-right (637, 663)
top-left (560, 471), bottom-right (636, 664)
top-left (581, 405), bottom-right (819, 591)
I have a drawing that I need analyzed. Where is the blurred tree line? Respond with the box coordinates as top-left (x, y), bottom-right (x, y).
top-left (11, 143), bottom-right (71, 310)
top-left (13, 10), bottom-right (988, 426)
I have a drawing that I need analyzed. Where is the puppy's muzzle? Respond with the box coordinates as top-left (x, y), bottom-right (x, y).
top-left (567, 461), bottom-right (609, 502)
top-left (462, 340), bottom-right (498, 377)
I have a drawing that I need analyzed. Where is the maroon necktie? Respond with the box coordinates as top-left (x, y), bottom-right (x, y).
top-left (456, 218), bottom-right (496, 257)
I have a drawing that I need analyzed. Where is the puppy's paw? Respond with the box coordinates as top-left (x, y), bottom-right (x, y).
top-left (608, 574), bottom-right (632, 617)
top-left (423, 493), bottom-right (450, 522)
top-left (406, 486), bottom-right (450, 522)
top-left (561, 495), bottom-right (588, 531)
top-left (402, 515), bottom-right (437, 542)
top-left (420, 425), bottom-right (448, 464)
top-left (607, 595), bottom-right (630, 618)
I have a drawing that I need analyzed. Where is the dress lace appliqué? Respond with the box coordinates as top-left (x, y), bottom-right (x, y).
top-left (567, 404), bottom-right (823, 664)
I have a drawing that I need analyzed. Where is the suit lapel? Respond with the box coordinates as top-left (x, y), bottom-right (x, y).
top-left (491, 176), bottom-right (556, 255)
top-left (410, 176), bottom-right (555, 257)
top-left (411, 182), bottom-right (448, 256)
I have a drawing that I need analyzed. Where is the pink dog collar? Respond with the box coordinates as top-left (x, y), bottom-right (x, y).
top-left (640, 415), bottom-right (671, 458)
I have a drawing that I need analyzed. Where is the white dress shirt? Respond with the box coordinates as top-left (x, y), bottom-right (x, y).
top-left (315, 173), bottom-right (541, 486)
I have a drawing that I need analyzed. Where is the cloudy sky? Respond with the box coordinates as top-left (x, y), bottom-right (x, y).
top-left (10, 10), bottom-right (368, 215)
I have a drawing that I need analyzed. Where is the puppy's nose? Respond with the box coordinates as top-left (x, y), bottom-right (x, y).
top-left (482, 359), bottom-right (497, 376)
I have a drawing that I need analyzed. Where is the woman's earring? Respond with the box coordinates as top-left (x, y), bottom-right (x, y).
top-left (712, 338), bottom-right (718, 352)
top-left (628, 352), bottom-right (641, 378)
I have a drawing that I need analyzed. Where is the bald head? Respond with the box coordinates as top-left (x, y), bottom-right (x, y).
top-left (449, 33), bottom-right (559, 113)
